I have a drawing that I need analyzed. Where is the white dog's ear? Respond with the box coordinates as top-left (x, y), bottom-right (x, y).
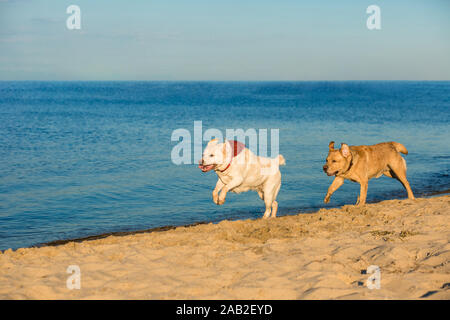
top-left (222, 141), bottom-right (228, 159)
top-left (340, 143), bottom-right (350, 157)
top-left (207, 138), bottom-right (219, 146)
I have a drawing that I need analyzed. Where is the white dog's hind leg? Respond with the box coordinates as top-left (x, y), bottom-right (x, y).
top-left (270, 183), bottom-right (281, 218)
top-left (258, 190), bottom-right (273, 218)
top-left (262, 194), bottom-right (273, 219)
top-left (271, 201), bottom-right (278, 218)
top-left (257, 190), bottom-right (264, 200)
top-left (262, 205), bottom-right (272, 219)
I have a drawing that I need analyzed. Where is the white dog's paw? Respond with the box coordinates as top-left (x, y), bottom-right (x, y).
top-left (215, 190), bottom-right (227, 205)
top-left (212, 193), bottom-right (219, 204)
top-left (262, 212), bottom-right (271, 219)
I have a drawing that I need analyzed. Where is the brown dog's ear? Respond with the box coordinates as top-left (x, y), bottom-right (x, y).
top-left (328, 141), bottom-right (335, 151)
top-left (340, 143), bottom-right (350, 157)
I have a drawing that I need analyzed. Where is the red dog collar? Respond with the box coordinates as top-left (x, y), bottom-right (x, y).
top-left (219, 140), bottom-right (244, 173)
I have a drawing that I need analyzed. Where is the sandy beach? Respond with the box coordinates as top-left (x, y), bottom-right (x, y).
top-left (0, 195), bottom-right (449, 300)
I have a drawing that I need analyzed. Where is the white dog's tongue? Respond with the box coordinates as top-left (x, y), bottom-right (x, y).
top-left (199, 165), bottom-right (214, 172)
top-left (198, 161), bottom-right (214, 172)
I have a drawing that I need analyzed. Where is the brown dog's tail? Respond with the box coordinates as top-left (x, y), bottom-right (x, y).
top-left (391, 142), bottom-right (408, 155)
top-left (278, 155), bottom-right (286, 166)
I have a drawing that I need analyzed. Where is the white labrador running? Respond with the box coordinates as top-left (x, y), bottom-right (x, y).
top-left (198, 139), bottom-right (285, 218)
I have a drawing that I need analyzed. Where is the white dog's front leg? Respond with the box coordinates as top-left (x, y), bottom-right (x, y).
top-left (217, 178), bottom-right (243, 205)
top-left (212, 179), bottom-right (225, 205)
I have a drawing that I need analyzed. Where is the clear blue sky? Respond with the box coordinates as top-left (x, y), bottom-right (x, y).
top-left (0, 0), bottom-right (449, 80)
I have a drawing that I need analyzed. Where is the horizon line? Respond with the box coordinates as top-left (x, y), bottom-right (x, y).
top-left (1, 79), bottom-right (450, 82)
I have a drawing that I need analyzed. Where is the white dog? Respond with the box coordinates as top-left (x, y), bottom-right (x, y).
top-left (198, 139), bottom-right (285, 218)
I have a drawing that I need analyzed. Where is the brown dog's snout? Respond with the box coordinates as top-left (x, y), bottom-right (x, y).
top-left (323, 165), bottom-right (328, 172)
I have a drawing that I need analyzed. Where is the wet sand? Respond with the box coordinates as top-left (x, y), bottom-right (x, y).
top-left (0, 195), bottom-right (449, 299)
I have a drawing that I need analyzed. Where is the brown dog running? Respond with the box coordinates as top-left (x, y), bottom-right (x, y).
top-left (322, 141), bottom-right (415, 205)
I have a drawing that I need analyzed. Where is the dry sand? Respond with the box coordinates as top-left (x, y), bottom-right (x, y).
top-left (0, 195), bottom-right (449, 300)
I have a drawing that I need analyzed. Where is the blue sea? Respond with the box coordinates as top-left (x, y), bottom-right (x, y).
top-left (0, 81), bottom-right (449, 250)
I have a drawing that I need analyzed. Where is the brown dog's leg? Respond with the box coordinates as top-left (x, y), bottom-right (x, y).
top-left (390, 168), bottom-right (415, 200)
top-left (357, 180), bottom-right (368, 205)
top-left (398, 175), bottom-right (415, 199)
top-left (324, 177), bottom-right (344, 203)
top-left (388, 159), bottom-right (415, 200)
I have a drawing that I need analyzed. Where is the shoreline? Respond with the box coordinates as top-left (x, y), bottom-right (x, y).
top-left (0, 194), bottom-right (448, 299)
top-left (24, 188), bottom-right (449, 252)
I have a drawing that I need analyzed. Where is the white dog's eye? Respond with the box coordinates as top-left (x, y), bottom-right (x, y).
top-left (210, 154), bottom-right (214, 157)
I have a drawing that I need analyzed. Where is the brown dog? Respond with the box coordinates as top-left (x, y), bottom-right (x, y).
top-left (323, 141), bottom-right (415, 205)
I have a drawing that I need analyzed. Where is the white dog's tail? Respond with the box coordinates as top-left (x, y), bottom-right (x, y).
top-left (278, 155), bottom-right (286, 166)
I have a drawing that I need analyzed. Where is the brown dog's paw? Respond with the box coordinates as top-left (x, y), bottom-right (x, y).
top-left (324, 196), bottom-right (330, 203)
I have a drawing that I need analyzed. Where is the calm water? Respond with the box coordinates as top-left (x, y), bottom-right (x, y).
top-left (0, 81), bottom-right (449, 250)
